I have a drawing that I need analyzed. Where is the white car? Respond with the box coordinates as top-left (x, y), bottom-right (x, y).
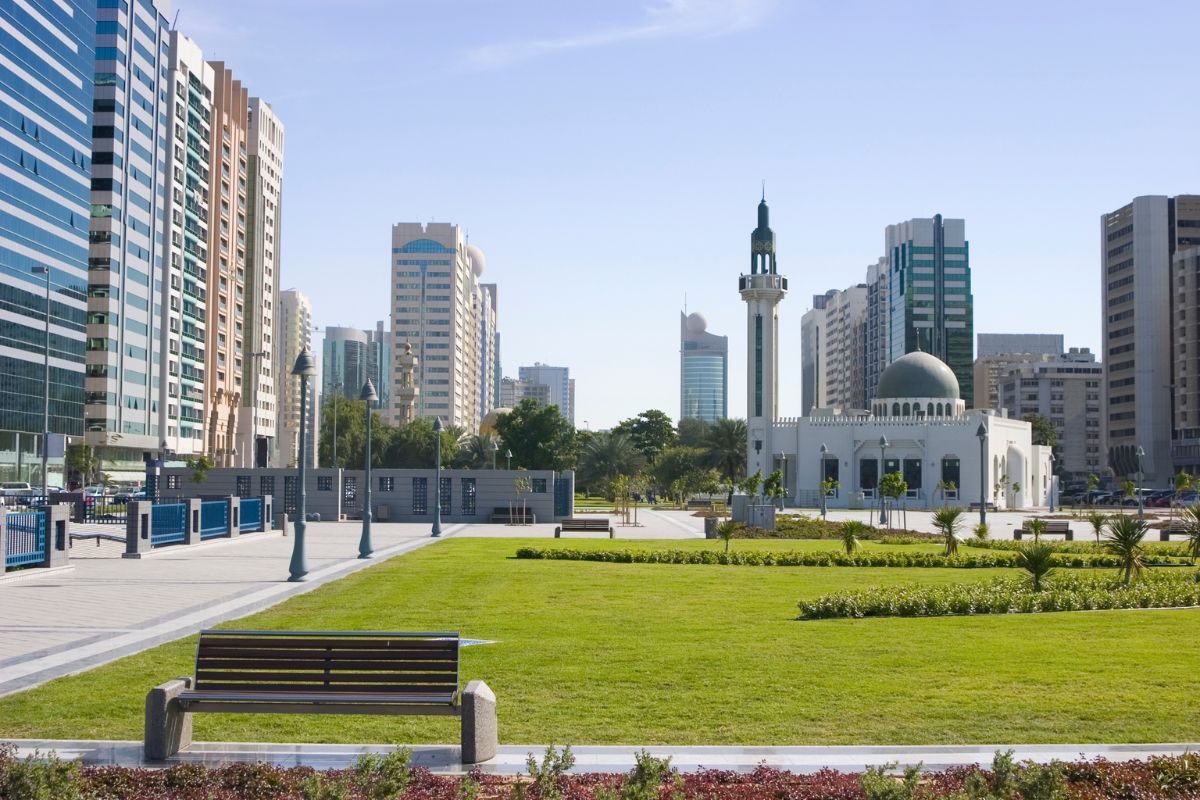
top-left (82, 485), bottom-right (107, 499)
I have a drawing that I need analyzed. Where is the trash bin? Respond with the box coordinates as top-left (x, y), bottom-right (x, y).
top-left (848, 491), bottom-right (865, 510)
top-left (704, 516), bottom-right (719, 539)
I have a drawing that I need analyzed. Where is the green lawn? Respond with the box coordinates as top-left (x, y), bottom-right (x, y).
top-left (1, 538), bottom-right (1197, 745)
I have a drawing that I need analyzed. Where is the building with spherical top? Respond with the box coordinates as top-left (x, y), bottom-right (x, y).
top-left (769, 349), bottom-right (1052, 511)
top-left (680, 311), bottom-right (728, 423)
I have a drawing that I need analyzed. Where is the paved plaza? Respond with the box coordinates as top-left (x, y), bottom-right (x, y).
top-left (3, 505), bottom-right (1191, 772)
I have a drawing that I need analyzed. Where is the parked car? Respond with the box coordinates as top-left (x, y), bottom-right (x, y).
top-left (1145, 490), bottom-right (1175, 508)
top-left (1175, 490), bottom-right (1199, 507)
top-left (1, 481), bottom-right (32, 498)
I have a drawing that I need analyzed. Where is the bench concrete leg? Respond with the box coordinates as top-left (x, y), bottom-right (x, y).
top-left (145, 678), bottom-right (193, 760)
top-left (461, 680), bottom-right (497, 764)
top-left (554, 527), bottom-right (561, 538)
top-left (1013, 531), bottom-right (1023, 540)
top-left (608, 527), bottom-right (614, 538)
top-left (1065, 531), bottom-right (1073, 541)
top-left (1162, 530), bottom-right (1170, 542)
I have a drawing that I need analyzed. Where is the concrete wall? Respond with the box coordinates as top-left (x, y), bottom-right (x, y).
top-left (158, 467), bottom-right (573, 523)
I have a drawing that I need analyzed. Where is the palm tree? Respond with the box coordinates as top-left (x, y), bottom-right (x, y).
top-left (716, 520), bottom-right (738, 554)
top-left (1086, 510), bottom-right (1108, 546)
top-left (839, 520), bottom-right (868, 555)
top-left (1017, 542), bottom-right (1057, 592)
top-left (1025, 518), bottom-right (1047, 543)
top-left (1104, 514), bottom-right (1149, 586)
top-left (457, 434), bottom-right (499, 469)
top-left (932, 507), bottom-right (964, 556)
top-left (705, 418), bottom-right (748, 484)
top-left (1183, 504), bottom-right (1200, 565)
top-left (577, 432), bottom-right (644, 496)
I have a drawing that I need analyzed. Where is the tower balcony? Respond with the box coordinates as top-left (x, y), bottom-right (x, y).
top-left (739, 273), bottom-right (788, 296)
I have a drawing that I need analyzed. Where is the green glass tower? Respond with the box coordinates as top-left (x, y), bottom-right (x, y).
top-left (885, 214), bottom-right (974, 407)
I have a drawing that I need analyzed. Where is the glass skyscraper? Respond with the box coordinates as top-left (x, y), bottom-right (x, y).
top-left (680, 311), bottom-right (728, 423)
top-left (885, 215), bottom-right (974, 407)
top-left (1, 0), bottom-right (95, 485)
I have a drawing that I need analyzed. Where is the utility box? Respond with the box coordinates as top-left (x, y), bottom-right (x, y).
top-left (704, 516), bottom-right (719, 538)
top-left (848, 491), bottom-right (865, 510)
top-left (375, 504), bottom-right (391, 521)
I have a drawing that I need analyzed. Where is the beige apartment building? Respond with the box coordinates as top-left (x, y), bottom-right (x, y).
top-left (203, 63), bottom-right (249, 467)
top-left (974, 352), bottom-right (1055, 411)
top-left (276, 289), bottom-right (317, 468)
top-left (1101, 195), bottom-right (1200, 486)
top-left (239, 98), bottom-right (285, 467)
top-left (389, 223), bottom-right (491, 431)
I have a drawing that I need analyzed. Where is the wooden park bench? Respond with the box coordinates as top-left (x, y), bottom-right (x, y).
top-left (555, 517), bottom-right (614, 538)
top-left (145, 630), bottom-right (496, 764)
top-left (489, 506), bottom-right (536, 524)
top-left (1014, 520), bottom-right (1073, 541)
top-left (1158, 520), bottom-right (1190, 541)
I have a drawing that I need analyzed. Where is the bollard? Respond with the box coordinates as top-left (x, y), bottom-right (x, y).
top-left (123, 500), bottom-right (153, 558)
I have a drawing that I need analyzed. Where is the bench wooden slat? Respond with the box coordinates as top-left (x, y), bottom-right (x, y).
top-left (197, 670), bottom-right (457, 683)
top-left (198, 646), bottom-right (456, 659)
top-left (197, 658), bottom-right (457, 672)
top-left (198, 637), bottom-right (457, 651)
top-left (178, 701), bottom-right (461, 717)
top-left (194, 682), bottom-right (459, 694)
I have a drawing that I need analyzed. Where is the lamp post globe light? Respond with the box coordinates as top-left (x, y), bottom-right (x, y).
top-left (878, 435), bottom-right (888, 526)
top-left (976, 423), bottom-right (988, 526)
top-left (31, 266), bottom-right (51, 498)
top-left (1136, 445), bottom-right (1146, 518)
top-left (432, 417), bottom-right (443, 537)
top-left (819, 443), bottom-right (828, 519)
top-left (289, 350), bottom-right (318, 581)
top-left (1048, 452), bottom-right (1056, 513)
top-left (505, 448), bottom-right (512, 470)
top-left (358, 379), bottom-right (377, 558)
top-left (778, 452), bottom-right (786, 510)
top-left (491, 438), bottom-right (499, 470)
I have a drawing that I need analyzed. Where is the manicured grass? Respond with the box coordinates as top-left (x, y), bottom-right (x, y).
top-left (1, 538), bottom-right (1197, 746)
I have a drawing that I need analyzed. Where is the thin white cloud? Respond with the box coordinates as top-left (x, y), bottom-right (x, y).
top-left (466, 0), bottom-right (773, 70)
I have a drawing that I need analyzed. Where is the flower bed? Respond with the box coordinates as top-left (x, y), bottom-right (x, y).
top-left (4, 744), bottom-right (1200, 800)
top-left (514, 547), bottom-right (1189, 570)
top-left (797, 571), bottom-right (1200, 620)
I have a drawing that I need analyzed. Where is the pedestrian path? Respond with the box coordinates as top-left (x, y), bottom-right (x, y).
top-left (0, 522), bottom-right (462, 698)
top-left (4, 738), bottom-right (1197, 774)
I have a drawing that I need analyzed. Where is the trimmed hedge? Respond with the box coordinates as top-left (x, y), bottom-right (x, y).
top-left (797, 571), bottom-right (1200, 619)
top-left (514, 547), bottom-right (1191, 569)
top-left (966, 538), bottom-right (1192, 559)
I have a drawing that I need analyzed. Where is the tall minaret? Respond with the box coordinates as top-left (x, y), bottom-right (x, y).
top-left (395, 341), bottom-right (420, 426)
top-left (740, 191), bottom-right (788, 479)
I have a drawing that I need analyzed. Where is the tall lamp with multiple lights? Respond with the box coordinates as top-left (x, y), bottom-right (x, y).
top-left (358, 379), bottom-right (377, 558)
top-left (976, 423), bottom-right (988, 527)
top-left (878, 436), bottom-right (889, 526)
top-left (432, 417), bottom-right (443, 537)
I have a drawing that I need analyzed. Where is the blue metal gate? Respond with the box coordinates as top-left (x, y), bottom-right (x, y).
top-left (151, 503), bottom-right (187, 546)
top-left (240, 498), bottom-right (263, 532)
top-left (5, 511), bottom-right (46, 568)
top-left (554, 476), bottom-right (572, 518)
top-left (199, 501), bottom-right (229, 539)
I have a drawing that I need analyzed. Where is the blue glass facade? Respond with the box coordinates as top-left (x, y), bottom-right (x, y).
top-left (679, 311), bottom-right (728, 423)
top-left (0, 0), bottom-right (95, 481)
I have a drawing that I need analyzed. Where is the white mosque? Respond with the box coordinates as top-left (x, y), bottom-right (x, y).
top-left (740, 197), bottom-right (1052, 511)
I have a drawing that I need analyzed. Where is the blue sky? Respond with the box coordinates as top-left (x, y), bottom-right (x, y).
top-left (175, 0), bottom-right (1200, 429)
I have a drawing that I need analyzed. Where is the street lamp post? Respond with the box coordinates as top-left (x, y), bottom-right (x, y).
top-left (358, 379), bottom-right (377, 558)
top-left (330, 382), bottom-right (342, 469)
top-left (1136, 445), bottom-right (1145, 518)
top-left (491, 438), bottom-right (499, 470)
top-left (289, 350), bottom-right (318, 581)
top-left (32, 267), bottom-right (51, 498)
top-left (505, 448), bottom-right (512, 470)
top-left (778, 453), bottom-right (786, 510)
top-left (819, 443), bottom-right (828, 519)
top-left (432, 417), bottom-right (443, 537)
top-left (878, 436), bottom-right (889, 526)
top-left (1048, 452), bottom-right (1056, 513)
top-left (976, 423), bottom-right (988, 527)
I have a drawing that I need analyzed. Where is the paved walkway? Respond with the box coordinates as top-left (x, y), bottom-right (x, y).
top-left (5, 739), bottom-right (1198, 774)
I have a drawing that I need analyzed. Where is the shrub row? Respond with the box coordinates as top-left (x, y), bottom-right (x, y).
top-left (965, 537), bottom-right (1192, 557)
top-left (514, 547), bottom-right (1190, 570)
top-left (4, 744), bottom-right (1200, 800)
top-left (797, 571), bottom-right (1200, 620)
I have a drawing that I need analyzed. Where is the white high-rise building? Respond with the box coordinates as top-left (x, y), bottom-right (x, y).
top-left (517, 364), bottom-right (574, 424)
top-left (801, 286), bottom-right (867, 415)
top-left (276, 290), bottom-right (317, 468)
top-left (239, 98), bottom-right (285, 467)
top-left (740, 195), bottom-right (787, 479)
top-left (389, 223), bottom-right (491, 431)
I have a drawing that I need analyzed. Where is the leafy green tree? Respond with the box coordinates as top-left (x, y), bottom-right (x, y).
top-left (1016, 542), bottom-right (1057, 592)
top-left (1025, 517), bottom-right (1047, 543)
top-left (676, 417), bottom-right (710, 448)
top-left (1120, 478), bottom-right (1137, 514)
top-left (614, 410), bottom-right (678, 462)
top-left (187, 454), bottom-right (214, 484)
top-left (704, 418), bottom-right (747, 483)
top-left (65, 444), bottom-right (99, 488)
top-left (577, 432), bottom-right (644, 498)
top-left (931, 506), bottom-right (963, 555)
top-left (648, 446), bottom-right (706, 496)
top-left (457, 434), bottom-right (500, 469)
top-left (494, 398), bottom-right (576, 470)
top-left (738, 470), bottom-right (763, 499)
top-left (762, 468), bottom-right (784, 507)
top-left (1174, 471), bottom-right (1193, 518)
top-left (383, 418), bottom-right (458, 468)
top-left (319, 396), bottom-right (367, 469)
top-left (1104, 514), bottom-right (1149, 586)
top-left (1022, 413), bottom-right (1058, 448)
top-left (936, 479), bottom-right (956, 506)
top-left (879, 471), bottom-right (907, 531)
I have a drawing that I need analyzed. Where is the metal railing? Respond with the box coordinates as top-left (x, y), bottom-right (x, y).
top-left (239, 498), bottom-right (262, 532)
top-left (5, 511), bottom-right (46, 568)
top-left (199, 500), bottom-right (228, 539)
top-left (151, 503), bottom-right (188, 547)
top-left (82, 496), bottom-right (128, 524)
